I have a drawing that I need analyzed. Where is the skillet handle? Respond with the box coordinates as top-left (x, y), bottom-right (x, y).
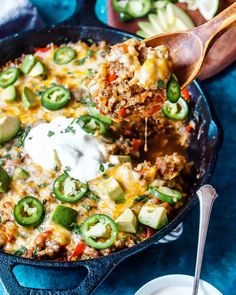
top-left (64, 0), bottom-right (109, 28)
top-left (0, 253), bottom-right (121, 295)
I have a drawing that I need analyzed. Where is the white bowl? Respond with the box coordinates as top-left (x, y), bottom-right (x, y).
top-left (135, 274), bottom-right (223, 295)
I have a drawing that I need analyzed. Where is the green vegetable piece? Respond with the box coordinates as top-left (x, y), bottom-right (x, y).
top-left (162, 97), bottom-right (189, 120)
top-left (41, 85), bottom-right (70, 111)
top-left (109, 155), bottom-right (131, 165)
top-left (28, 61), bottom-right (46, 77)
top-left (21, 55), bottom-right (37, 74)
top-left (14, 167), bottom-right (29, 180)
top-left (81, 214), bottom-right (118, 249)
top-left (115, 208), bottom-right (138, 233)
top-left (77, 115), bottom-right (107, 135)
top-left (0, 68), bottom-right (20, 88)
top-left (54, 46), bottom-right (76, 65)
top-left (1, 85), bottom-right (17, 102)
top-left (138, 203), bottom-right (168, 229)
top-left (166, 78), bottom-right (181, 103)
top-left (13, 245), bottom-right (27, 256)
top-left (22, 86), bottom-right (37, 109)
top-left (112, 0), bottom-right (129, 13)
top-left (98, 177), bottom-right (124, 202)
top-left (0, 166), bottom-right (11, 193)
top-left (89, 105), bottom-right (113, 125)
top-left (119, 12), bottom-right (133, 22)
top-left (14, 196), bottom-right (44, 227)
top-left (149, 186), bottom-right (183, 204)
top-left (0, 115), bottom-right (21, 144)
top-left (51, 205), bottom-right (78, 230)
top-left (53, 174), bottom-right (88, 203)
top-left (127, 0), bottom-right (151, 18)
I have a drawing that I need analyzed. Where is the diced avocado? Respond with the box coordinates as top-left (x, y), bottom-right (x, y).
top-left (98, 177), bottom-right (124, 202)
top-left (109, 155), bottom-right (131, 165)
top-left (115, 208), bottom-right (138, 233)
top-left (28, 61), bottom-right (46, 77)
top-left (0, 166), bottom-right (11, 193)
top-left (13, 167), bottom-right (29, 180)
top-left (51, 205), bottom-right (78, 230)
top-left (21, 55), bottom-right (37, 74)
top-left (138, 203), bottom-right (168, 229)
top-left (22, 86), bottom-right (37, 109)
top-left (1, 85), bottom-right (17, 102)
top-left (0, 115), bottom-right (21, 144)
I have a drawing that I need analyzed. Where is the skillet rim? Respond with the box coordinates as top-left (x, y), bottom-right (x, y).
top-left (0, 25), bottom-right (222, 267)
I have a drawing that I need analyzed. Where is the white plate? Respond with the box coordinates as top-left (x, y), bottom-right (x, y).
top-left (135, 274), bottom-right (223, 295)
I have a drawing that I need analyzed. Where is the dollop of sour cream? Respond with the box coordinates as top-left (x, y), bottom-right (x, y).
top-left (24, 116), bottom-right (106, 182)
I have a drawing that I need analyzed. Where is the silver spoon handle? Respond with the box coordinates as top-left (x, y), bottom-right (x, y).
top-left (192, 185), bottom-right (218, 295)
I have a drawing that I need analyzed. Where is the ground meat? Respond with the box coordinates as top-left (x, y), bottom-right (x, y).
top-left (89, 38), bottom-right (173, 119)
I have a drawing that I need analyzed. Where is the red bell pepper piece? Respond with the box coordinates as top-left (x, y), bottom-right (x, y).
top-left (69, 242), bottom-right (86, 260)
top-left (118, 107), bottom-right (126, 117)
top-left (107, 73), bottom-right (117, 83)
top-left (146, 227), bottom-right (156, 238)
top-left (181, 88), bottom-right (190, 102)
top-left (34, 47), bottom-right (51, 53)
top-left (132, 139), bottom-right (142, 152)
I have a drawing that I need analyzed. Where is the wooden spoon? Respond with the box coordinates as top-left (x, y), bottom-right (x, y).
top-left (143, 2), bottom-right (236, 89)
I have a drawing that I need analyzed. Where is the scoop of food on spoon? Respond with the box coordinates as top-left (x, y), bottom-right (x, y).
top-left (89, 2), bottom-right (236, 119)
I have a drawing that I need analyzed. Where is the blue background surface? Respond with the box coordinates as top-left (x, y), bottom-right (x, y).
top-left (1, 1), bottom-right (236, 294)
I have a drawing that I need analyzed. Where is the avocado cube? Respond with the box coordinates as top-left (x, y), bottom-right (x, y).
top-left (115, 208), bottom-right (138, 233)
top-left (98, 177), bottom-right (124, 202)
top-left (0, 166), bottom-right (11, 193)
top-left (14, 167), bottom-right (29, 180)
top-left (138, 203), bottom-right (168, 230)
top-left (0, 115), bottom-right (21, 144)
top-left (51, 205), bottom-right (78, 230)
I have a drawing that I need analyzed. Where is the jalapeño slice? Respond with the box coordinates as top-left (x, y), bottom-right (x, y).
top-left (81, 214), bottom-right (118, 249)
top-left (53, 174), bottom-right (88, 203)
top-left (77, 115), bottom-right (107, 135)
top-left (149, 186), bottom-right (183, 204)
top-left (162, 97), bottom-right (189, 120)
top-left (41, 85), bottom-right (70, 110)
top-left (54, 46), bottom-right (76, 65)
top-left (0, 68), bottom-right (20, 88)
top-left (14, 196), bottom-right (44, 227)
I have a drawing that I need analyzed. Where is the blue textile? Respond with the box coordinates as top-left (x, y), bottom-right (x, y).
top-left (0, 1), bottom-right (236, 294)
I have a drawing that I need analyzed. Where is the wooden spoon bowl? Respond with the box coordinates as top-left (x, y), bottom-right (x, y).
top-left (143, 2), bottom-right (236, 88)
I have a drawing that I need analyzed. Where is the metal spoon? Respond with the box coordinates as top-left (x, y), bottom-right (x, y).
top-left (143, 3), bottom-right (236, 89)
top-left (192, 185), bottom-right (218, 295)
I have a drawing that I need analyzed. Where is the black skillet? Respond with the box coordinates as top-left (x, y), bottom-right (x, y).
top-left (0, 0), bottom-right (222, 294)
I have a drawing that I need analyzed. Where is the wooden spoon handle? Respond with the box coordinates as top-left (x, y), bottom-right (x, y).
top-left (194, 2), bottom-right (236, 46)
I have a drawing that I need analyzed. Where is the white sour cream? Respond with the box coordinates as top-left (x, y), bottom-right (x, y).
top-left (24, 116), bottom-right (106, 182)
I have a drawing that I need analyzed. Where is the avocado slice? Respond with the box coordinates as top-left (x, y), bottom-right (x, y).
top-left (0, 166), bottom-right (11, 193)
top-left (1, 85), bottom-right (17, 102)
top-left (13, 167), bottom-right (29, 180)
top-left (22, 86), bottom-right (37, 109)
top-left (21, 55), bottom-right (37, 74)
top-left (138, 203), bottom-right (168, 229)
top-left (98, 177), bottom-right (124, 202)
top-left (0, 115), bottom-right (21, 144)
top-left (115, 208), bottom-right (138, 233)
top-left (28, 61), bottom-right (46, 77)
top-left (51, 205), bottom-right (78, 230)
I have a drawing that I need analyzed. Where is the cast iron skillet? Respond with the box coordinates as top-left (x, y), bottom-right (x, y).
top-left (0, 1), bottom-right (222, 294)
